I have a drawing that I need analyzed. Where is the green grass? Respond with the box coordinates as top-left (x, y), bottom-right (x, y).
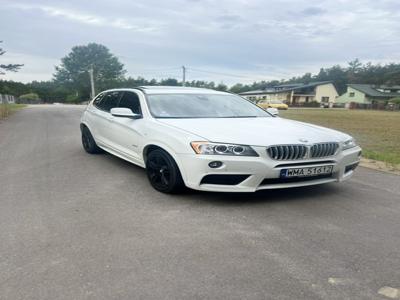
top-left (0, 103), bottom-right (26, 119)
top-left (280, 109), bottom-right (400, 166)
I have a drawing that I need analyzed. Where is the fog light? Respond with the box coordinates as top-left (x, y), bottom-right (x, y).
top-left (208, 161), bottom-right (223, 168)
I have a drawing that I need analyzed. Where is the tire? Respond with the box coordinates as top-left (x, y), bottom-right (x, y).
top-left (146, 149), bottom-right (184, 193)
top-left (81, 126), bottom-right (102, 154)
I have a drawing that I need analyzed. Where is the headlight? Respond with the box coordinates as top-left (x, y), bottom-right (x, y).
top-left (190, 142), bottom-right (259, 156)
top-left (342, 138), bottom-right (357, 150)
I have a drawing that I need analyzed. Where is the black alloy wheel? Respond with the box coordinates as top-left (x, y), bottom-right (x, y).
top-left (146, 149), bottom-right (184, 193)
top-left (81, 126), bottom-right (102, 154)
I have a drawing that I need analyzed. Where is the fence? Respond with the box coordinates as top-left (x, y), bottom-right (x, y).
top-left (0, 94), bottom-right (16, 104)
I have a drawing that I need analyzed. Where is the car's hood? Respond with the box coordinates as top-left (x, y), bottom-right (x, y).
top-left (158, 117), bottom-right (350, 146)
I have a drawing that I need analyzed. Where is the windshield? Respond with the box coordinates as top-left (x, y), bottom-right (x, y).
top-left (270, 100), bottom-right (283, 104)
top-left (146, 94), bottom-right (271, 118)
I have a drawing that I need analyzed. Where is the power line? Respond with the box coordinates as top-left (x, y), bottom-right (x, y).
top-left (131, 67), bottom-right (181, 73)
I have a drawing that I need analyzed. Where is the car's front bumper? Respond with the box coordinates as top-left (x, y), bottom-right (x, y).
top-left (177, 146), bottom-right (362, 192)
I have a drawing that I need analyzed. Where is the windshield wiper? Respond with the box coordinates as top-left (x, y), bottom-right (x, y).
top-left (221, 116), bottom-right (259, 118)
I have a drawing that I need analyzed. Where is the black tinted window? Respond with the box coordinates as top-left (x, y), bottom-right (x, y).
top-left (93, 93), bottom-right (104, 108)
top-left (118, 92), bottom-right (141, 115)
top-left (99, 91), bottom-right (122, 112)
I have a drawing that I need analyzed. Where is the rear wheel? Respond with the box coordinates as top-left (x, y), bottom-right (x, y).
top-left (146, 149), bottom-right (184, 193)
top-left (81, 126), bottom-right (102, 154)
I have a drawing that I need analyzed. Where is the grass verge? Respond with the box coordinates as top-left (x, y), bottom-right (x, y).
top-left (280, 109), bottom-right (400, 168)
top-left (0, 103), bottom-right (26, 119)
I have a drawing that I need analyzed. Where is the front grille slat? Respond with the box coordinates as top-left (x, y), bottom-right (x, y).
top-left (293, 145), bottom-right (299, 159)
top-left (267, 142), bottom-right (339, 161)
top-left (322, 144), bottom-right (326, 156)
top-left (283, 146), bottom-right (289, 160)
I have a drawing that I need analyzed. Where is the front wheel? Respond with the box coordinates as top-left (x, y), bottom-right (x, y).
top-left (146, 149), bottom-right (184, 193)
top-left (81, 126), bottom-right (102, 154)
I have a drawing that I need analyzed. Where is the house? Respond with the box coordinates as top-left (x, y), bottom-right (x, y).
top-left (239, 81), bottom-right (338, 106)
top-left (336, 84), bottom-right (400, 108)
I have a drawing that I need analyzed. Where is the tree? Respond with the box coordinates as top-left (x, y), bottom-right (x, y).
top-left (0, 41), bottom-right (23, 74)
top-left (348, 58), bottom-right (362, 73)
top-left (216, 82), bottom-right (228, 91)
top-left (160, 78), bottom-right (179, 86)
top-left (54, 43), bottom-right (126, 100)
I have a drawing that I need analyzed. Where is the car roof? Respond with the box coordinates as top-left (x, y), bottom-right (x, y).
top-left (103, 86), bottom-right (229, 95)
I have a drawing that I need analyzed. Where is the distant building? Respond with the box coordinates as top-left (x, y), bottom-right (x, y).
top-left (239, 81), bottom-right (338, 106)
top-left (336, 84), bottom-right (400, 108)
top-left (0, 94), bottom-right (16, 104)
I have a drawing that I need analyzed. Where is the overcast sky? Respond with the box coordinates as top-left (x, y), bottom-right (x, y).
top-left (1, 0), bottom-right (400, 85)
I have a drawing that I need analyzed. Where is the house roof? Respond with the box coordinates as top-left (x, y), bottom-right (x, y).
top-left (348, 84), bottom-right (400, 98)
top-left (239, 81), bottom-right (333, 95)
top-left (239, 89), bottom-right (269, 95)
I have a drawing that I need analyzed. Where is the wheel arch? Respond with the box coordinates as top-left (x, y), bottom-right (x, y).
top-left (80, 122), bottom-right (93, 132)
top-left (143, 143), bottom-right (188, 183)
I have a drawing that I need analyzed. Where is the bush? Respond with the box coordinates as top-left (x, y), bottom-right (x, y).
top-left (66, 94), bottom-right (80, 103)
top-left (389, 97), bottom-right (400, 105)
top-left (302, 101), bottom-right (320, 107)
top-left (19, 93), bottom-right (39, 101)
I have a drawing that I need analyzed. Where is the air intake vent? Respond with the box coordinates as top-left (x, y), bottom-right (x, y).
top-left (267, 145), bottom-right (308, 160)
top-left (310, 143), bottom-right (339, 158)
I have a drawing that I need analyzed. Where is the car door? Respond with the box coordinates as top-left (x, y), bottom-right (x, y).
top-left (107, 91), bottom-right (144, 163)
top-left (93, 91), bottom-right (123, 148)
top-left (86, 92), bottom-right (106, 142)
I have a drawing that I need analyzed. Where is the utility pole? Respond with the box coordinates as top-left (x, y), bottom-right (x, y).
top-left (88, 66), bottom-right (95, 98)
top-left (182, 65), bottom-right (186, 86)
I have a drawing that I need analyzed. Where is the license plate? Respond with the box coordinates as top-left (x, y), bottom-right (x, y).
top-left (280, 165), bottom-right (333, 178)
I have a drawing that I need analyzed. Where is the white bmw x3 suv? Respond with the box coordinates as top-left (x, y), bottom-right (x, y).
top-left (80, 86), bottom-right (361, 193)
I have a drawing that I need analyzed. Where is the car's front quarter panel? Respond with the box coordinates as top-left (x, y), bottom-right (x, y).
top-left (141, 120), bottom-right (206, 183)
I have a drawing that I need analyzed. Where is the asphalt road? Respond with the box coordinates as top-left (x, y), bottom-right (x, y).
top-left (1, 105), bottom-right (399, 300)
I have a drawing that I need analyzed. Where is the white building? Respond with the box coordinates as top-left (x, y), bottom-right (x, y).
top-left (0, 94), bottom-right (16, 104)
top-left (239, 81), bottom-right (338, 106)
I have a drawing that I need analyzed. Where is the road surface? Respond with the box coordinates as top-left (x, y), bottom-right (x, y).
top-left (0, 105), bottom-right (399, 300)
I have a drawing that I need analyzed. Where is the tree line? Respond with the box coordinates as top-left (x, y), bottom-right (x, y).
top-left (1, 42), bottom-right (400, 103)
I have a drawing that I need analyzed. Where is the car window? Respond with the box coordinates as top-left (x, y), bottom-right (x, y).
top-left (93, 93), bottom-right (104, 108)
top-left (99, 91), bottom-right (122, 112)
top-left (118, 92), bottom-right (141, 115)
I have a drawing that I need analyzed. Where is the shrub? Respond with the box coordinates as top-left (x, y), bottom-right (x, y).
top-left (19, 93), bottom-right (39, 101)
top-left (66, 94), bottom-right (80, 103)
top-left (302, 101), bottom-right (320, 107)
top-left (389, 97), bottom-right (400, 105)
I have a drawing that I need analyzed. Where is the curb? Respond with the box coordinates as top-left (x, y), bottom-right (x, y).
top-left (359, 158), bottom-right (400, 176)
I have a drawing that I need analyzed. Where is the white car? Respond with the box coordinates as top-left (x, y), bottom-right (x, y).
top-left (80, 86), bottom-right (361, 193)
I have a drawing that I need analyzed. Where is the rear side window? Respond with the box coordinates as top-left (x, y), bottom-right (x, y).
top-left (118, 92), bottom-right (141, 115)
top-left (98, 91), bottom-right (122, 112)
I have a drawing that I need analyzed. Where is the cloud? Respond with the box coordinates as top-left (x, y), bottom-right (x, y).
top-left (1, 0), bottom-right (400, 85)
top-left (0, 52), bottom-right (58, 82)
top-left (301, 7), bottom-right (326, 16)
top-left (7, 3), bottom-right (162, 32)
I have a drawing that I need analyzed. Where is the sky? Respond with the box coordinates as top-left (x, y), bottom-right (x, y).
top-left (1, 0), bottom-right (400, 85)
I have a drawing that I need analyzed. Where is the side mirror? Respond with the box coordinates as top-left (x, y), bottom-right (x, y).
top-left (266, 107), bottom-right (279, 116)
top-left (110, 107), bottom-right (141, 119)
